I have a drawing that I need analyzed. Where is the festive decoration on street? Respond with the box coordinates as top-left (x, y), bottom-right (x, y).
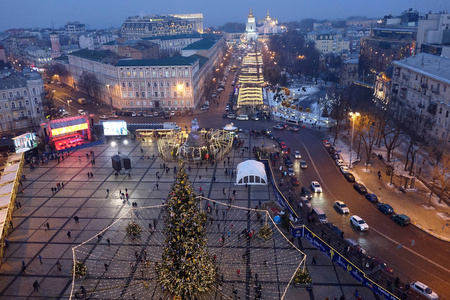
top-left (125, 221), bottom-right (142, 237)
top-left (293, 267), bottom-right (312, 286)
top-left (158, 166), bottom-right (216, 298)
top-left (71, 260), bottom-right (87, 278)
top-left (258, 223), bottom-right (273, 240)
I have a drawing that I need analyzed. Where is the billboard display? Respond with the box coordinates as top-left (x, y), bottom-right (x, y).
top-left (51, 123), bottom-right (89, 136)
top-left (103, 121), bottom-right (128, 136)
top-left (12, 132), bottom-right (38, 153)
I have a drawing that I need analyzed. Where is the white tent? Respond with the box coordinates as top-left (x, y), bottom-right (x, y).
top-left (235, 160), bottom-right (267, 185)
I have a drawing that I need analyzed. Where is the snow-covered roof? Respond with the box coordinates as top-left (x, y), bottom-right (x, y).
top-left (236, 160), bottom-right (267, 185)
top-left (393, 53), bottom-right (450, 85)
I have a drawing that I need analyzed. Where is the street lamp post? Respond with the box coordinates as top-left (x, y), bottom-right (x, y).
top-left (106, 84), bottom-right (113, 113)
top-left (67, 99), bottom-right (72, 113)
top-left (348, 112), bottom-right (360, 169)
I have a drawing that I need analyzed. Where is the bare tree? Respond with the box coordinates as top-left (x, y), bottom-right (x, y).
top-left (330, 87), bottom-right (350, 146)
top-left (78, 71), bottom-right (100, 99)
top-left (355, 114), bottom-right (379, 169)
top-left (381, 120), bottom-right (403, 163)
top-left (430, 153), bottom-right (450, 203)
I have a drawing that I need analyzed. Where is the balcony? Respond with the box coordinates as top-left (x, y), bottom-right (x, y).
top-left (431, 88), bottom-right (439, 94)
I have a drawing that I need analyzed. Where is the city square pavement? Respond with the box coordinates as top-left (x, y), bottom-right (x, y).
top-left (0, 133), bottom-right (376, 300)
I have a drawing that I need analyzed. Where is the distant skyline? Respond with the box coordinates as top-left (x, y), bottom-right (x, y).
top-left (0, 0), bottom-right (448, 32)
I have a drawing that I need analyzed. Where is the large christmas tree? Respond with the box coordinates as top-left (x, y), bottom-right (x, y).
top-left (158, 166), bottom-right (216, 298)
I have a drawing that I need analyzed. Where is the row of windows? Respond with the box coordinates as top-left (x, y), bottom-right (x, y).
top-left (121, 81), bottom-right (190, 89)
top-left (1, 87), bottom-right (39, 99)
top-left (119, 67), bottom-right (190, 79)
top-left (0, 108), bottom-right (40, 120)
top-left (0, 99), bottom-right (39, 110)
top-left (122, 90), bottom-right (190, 99)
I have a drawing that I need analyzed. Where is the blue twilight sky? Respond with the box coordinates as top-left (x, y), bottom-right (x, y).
top-left (0, 0), bottom-right (447, 31)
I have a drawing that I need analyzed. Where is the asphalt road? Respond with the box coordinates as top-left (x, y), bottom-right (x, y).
top-left (46, 70), bottom-right (450, 297)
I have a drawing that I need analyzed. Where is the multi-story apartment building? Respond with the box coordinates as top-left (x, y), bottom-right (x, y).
top-left (142, 33), bottom-right (203, 56)
top-left (0, 68), bottom-right (45, 133)
top-left (390, 53), bottom-right (450, 143)
top-left (416, 12), bottom-right (450, 58)
top-left (79, 33), bottom-right (118, 50)
top-left (55, 36), bottom-right (225, 111)
top-left (121, 14), bottom-right (203, 39)
top-left (23, 46), bottom-right (52, 68)
top-left (340, 58), bottom-right (359, 86)
top-left (64, 22), bottom-right (86, 35)
top-left (307, 29), bottom-right (350, 54)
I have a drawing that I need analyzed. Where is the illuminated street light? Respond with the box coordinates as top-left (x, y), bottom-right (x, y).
top-left (123, 140), bottom-right (128, 145)
top-left (111, 141), bottom-right (117, 147)
top-left (67, 99), bottom-right (72, 113)
top-left (349, 112), bottom-right (360, 169)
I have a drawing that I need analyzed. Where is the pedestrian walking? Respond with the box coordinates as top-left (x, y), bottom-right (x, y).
top-left (312, 254), bottom-right (317, 265)
top-left (22, 260), bottom-right (26, 268)
top-left (378, 171), bottom-right (382, 180)
top-left (33, 280), bottom-right (39, 292)
top-left (56, 261), bottom-right (62, 271)
top-left (156, 183), bottom-right (159, 190)
top-left (125, 188), bottom-right (128, 193)
top-left (46, 222), bottom-right (50, 230)
top-left (107, 238), bottom-right (111, 246)
top-left (236, 269), bottom-right (240, 277)
top-left (38, 255), bottom-right (42, 264)
top-left (67, 231), bottom-right (71, 238)
top-left (104, 263), bottom-right (109, 271)
top-left (223, 188), bottom-right (226, 195)
top-left (90, 172), bottom-right (93, 178)
top-left (97, 234), bottom-right (102, 242)
top-left (106, 189), bottom-right (110, 195)
top-left (74, 216), bottom-right (79, 223)
top-left (87, 172), bottom-right (90, 178)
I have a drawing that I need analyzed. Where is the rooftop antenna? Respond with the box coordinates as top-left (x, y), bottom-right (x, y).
top-left (51, 17), bottom-right (54, 30)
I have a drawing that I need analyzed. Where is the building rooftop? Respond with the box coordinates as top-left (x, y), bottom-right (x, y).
top-left (393, 53), bottom-right (450, 85)
top-left (142, 33), bottom-right (202, 41)
top-left (189, 54), bottom-right (208, 69)
top-left (68, 49), bottom-right (115, 62)
top-left (116, 55), bottom-right (198, 67)
top-left (0, 72), bottom-right (35, 90)
top-left (344, 58), bottom-right (359, 64)
top-left (182, 38), bottom-right (217, 50)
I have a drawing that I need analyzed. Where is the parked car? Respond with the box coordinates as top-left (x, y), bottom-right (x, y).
top-left (336, 159), bottom-right (345, 166)
top-left (294, 151), bottom-right (301, 159)
top-left (279, 142), bottom-right (287, 149)
top-left (287, 168), bottom-right (295, 176)
top-left (311, 181), bottom-right (323, 193)
top-left (289, 126), bottom-right (299, 132)
top-left (301, 198), bottom-right (312, 212)
top-left (377, 203), bottom-right (394, 214)
top-left (324, 223), bottom-right (344, 237)
top-left (343, 172), bottom-right (355, 182)
top-left (236, 114), bottom-right (249, 120)
top-left (251, 115), bottom-right (259, 121)
top-left (99, 115), bottom-right (108, 120)
top-left (290, 176), bottom-right (300, 186)
top-left (328, 146), bottom-right (336, 154)
top-left (391, 214), bottom-right (411, 226)
top-left (334, 201), bottom-right (349, 214)
top-left (225, 105), bottom-right (230, 111)
top-left (201, 105), bottom-right (209, 111)
top-left (300, 160), bottom-right (308, 169)
top-left (353, 183), bottom-right (367, 194)
top-left (162, 115), bottom-right (172, 119)
top-left (266, 133), bottom-right (274, 139)
top-left (340, 166), bottom-right (349, 174)
top-left (273, 124), bottom-right (284, 130)
top-left (109, 114), bottom-right (118, 119)
top-left (332, 153), bottom-right (341, 160)
top-left (410, 281), bottom-right (439, 300)
top-left (227, 113), bottom-right (237, 119)
top-left (323, 141), bottom-right (331, 148)
top-left (350, 215), bottom-right (369, 231)
top-left (367, 255), bottom-right (394, 274)
top-left (300, 186), bottom-right (312, 200)
top-left (365, 193), bottom-right (378, 202)
top-left (284, 159), bottom-right (293, 168)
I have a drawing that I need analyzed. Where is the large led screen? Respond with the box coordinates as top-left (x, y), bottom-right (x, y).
top-left (103, 121), bottom-right (128, 136)
top-left (13, 132), bottom-right (38, 153)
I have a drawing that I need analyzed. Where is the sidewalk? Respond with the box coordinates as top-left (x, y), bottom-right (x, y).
top-left (330, 138), bottom-right (450, 242)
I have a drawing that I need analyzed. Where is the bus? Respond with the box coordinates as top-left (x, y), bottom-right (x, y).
top-left (285, 118), bottom-right (301, 126)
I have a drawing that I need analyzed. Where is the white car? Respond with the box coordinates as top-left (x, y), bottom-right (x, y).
top-left (99, 115), bottom-right (108, 120)
top-left (340, 166), bottom-right (349, 174)
top-left (310, 181), bottom-right (322, 193)
top-left (170, 111), bottom-right (176, 116)
top-left (236, 115), bottom-right (249, 120)
top-left (334, 201), bottom-right (349, 214)
top-left (336, 159), bottom-right (345, 166)
top-left (77, 109), bottom-right (86, 115)
top-left (410, 281), bottom-right (439, 300)
top-left (350, 215), bottom-right (369, 231)
top-left (294, 151), bottom-right (301, 159)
